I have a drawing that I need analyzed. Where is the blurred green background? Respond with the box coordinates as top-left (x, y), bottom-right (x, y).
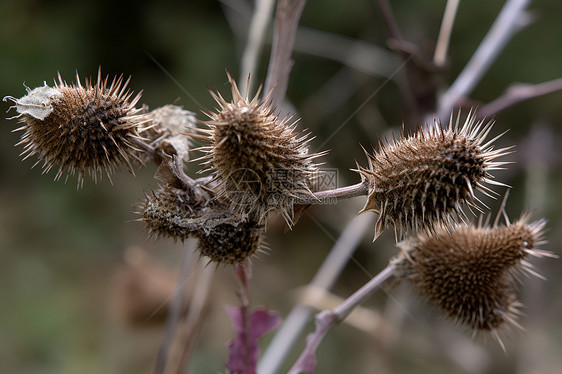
top-left (1, 0), bottom-right (561, 373)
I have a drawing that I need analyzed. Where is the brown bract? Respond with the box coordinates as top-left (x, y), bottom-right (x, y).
top-left (192, 72), bottom-right (325, 226)
top-left (393, 213), bottom-right (552, 345)
top-left (357, 111), bottom-right (511, 240)
top-left (4, 71), bottom-right (149, 187)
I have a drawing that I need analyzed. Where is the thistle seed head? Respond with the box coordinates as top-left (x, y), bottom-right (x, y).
top-left (4, 70), bottom-right (149, 187)
top-left (196, 221), bottom-right (264, 264)
top-left (392, 213), bottom-right (552, 339)
top-left (357, 111), bottom-right (512, 240)
top-left (193, 72), bottom-right (324, 225)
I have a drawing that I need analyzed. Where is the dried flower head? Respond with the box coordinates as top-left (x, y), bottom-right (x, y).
top-left (140, 157), bottom-right (264, 264)
top-left (196, 221), bottom-right (264, 264)
top-left (142, 185), bottom-right (264, 264)
top-left (4, 70), bottom-right (148, 186)
top-left (392, 213), bottom-right (552, 345)
top-left (192, 72), bottom-right (324, 225)
top-left (141, 185), bottom-right (197, 242)
top-left (145, 105), bottom-right (196, 162)
top-left (357, 111), bottom-right (511, 240)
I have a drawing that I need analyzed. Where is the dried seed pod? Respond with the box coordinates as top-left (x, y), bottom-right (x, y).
top-left (141, 185), bottom-right (264, 264)
top-left (141, 185), bottom-right (198, 241)
top-left (392, 213), bottom-right (552, 343)
top-left (140, 158), bottom-right (263, 264)
top-left (4, 70), bottom-right (149, 187)
top-left (193, 72), bottom-right (325, 225)
top-left (140, 157), bottom-right (239, 241)
top-left (196, 221), bottom-right (264, 264)
top-left (145, 105), bottom-right (196, 162)
top-left (357, 111), bottom-right (511, 240)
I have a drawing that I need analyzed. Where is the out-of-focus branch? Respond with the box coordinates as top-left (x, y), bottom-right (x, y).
top-left (220, 0), bottom-right (252, 39)
top-left (296, 285), bottom-right (387, 334)
top-left (164, 263), bottom-right (214, 374)
top-left (376, 0), bottom-right (403, 42)
top-left (240, 0), bottom-right (276, 94)
top-left (376, 0), bottom-right (416, 118)
top-left (264, 0), bottom-right (307, 106)
top-left (438, 0), bottom-right (532, 118)
top-left (376, 0), bottom-right (444, 123)
top-left (287, 264), bottom-right (395, 374)
top-left (153, 239), bottom-right (196, 374)
top-left (479, 78), bottom-right (562, 118)
top-left (257, 213), bottom-right (375, 374)
top-left (293, 27), bottom-right (399, 78)
top-left (434, 0), bottom-right (461, 67)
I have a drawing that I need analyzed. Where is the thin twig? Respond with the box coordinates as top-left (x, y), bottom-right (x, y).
top-left (263, 0), bottom-right (307, 106)
top-left (240, 0), bottom-right (276, 93)
top-left (296, 285), bottom-right (385, 333)
top-left (330, 265), bottom-right (395, 321)
top-left (313, 181), bottom-right (369, 200)
top-left (479, 78), bottom-right (562, 118)
top-left (294, 181), bottom-right (369, 205)
top-left (433, 0), bottom-right (461, 67)
top-left (131, 136), bottom-right (156, 155)
top-left (438, 0), bottom-right (532, 118)
top-left (287, 264), bottom-right (395, 374)
top-left (257, 213), bottom-right (375, 374)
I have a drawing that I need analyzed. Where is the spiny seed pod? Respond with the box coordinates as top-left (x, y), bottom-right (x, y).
top-left (140, 180), bottom-right (263, 264)
top-left (141, 181), bottom-right (246, 240)
top-left (3, 71), bottom-right (149, 187)
top-left (392, 213), bottom-right (552, 345)
top-left (196, 221), bottom-right (264, 264)
top-left (192, 72), bottom-right (324, 225)
top-left (141, 185), bottom-right (198, 242)
top-left (357, 111), bottom-right (511, 240)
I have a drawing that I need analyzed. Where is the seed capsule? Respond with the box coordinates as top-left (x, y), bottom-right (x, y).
top-left (4, 70), bottom-right (149, 187)
top-left (357, 111), bottom-right (511, 240)
top-left (196, 221), bottom-right (264, 264)
top-left (392, 213), bottom-right (552, 342)
top-left (141, 176), bottom-right (264, 264)
top-left (193, 72), bottom-right (325, 225)
top-left (142, 185), bottom-right (197, 242)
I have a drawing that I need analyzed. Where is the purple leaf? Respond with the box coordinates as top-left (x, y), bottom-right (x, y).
top-left (226, 306), bottom-right (281, 374)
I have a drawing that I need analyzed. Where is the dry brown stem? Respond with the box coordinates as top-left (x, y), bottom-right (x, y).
top-left (264, 0), bottom-right (307, 106)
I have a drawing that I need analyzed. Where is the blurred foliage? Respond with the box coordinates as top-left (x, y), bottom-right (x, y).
top-left (1, 0), bottom-right (562, 373)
